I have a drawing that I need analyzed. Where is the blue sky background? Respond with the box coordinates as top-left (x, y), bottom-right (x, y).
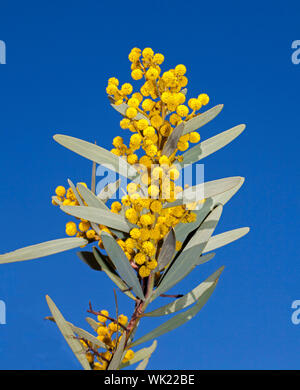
top-left (0, 0), bottom-right (299, 370)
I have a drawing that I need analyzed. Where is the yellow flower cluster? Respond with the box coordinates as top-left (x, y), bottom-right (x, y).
top-left (52, 47), bottom-right (207, 279)
top-left (80, 309), bottom-right (134, 370)
top-left (107, 47), bottom-right (209, 164)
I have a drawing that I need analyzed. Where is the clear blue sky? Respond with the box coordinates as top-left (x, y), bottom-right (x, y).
top-left (0, 0), bottom-right (299, 370)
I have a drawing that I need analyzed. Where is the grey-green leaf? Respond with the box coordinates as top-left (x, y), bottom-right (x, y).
top-left (120, 340), bottom-right (157, 369)
top-left (174, 176), bottom-right (244, 244)
top-left (93, 247), bottom-right (136, 300)
top-left (107, 335), bottom-right (126, 370)
top-left (86, 317), bottom-right (99, 332)
top-left (77, 251), bottom-right (102, 271)
top-left (179, 124), bottom-right (245, 167)
top-left (164, 176), bottom-right (243, 209)
top-left (0, 237), bottom-right (88, 265)
top-left (54, 135), bottom-right (138, 180)
top-left (203, 227), bottom-right (250, 253)
top-left (52, 196), bottom-right (63, 206)
top-left (162, 122), bottom-right (185, 157)
top-left (146, 266), bottom-right (224, 317)
top-left (101, 232), bottom-right (145, 300)
top-left (130, 281), bottom-right (219, 348)
top-left (182, 104), bottom-right (224, 135)
top-left (45, 295), bottom-right (91, 370)
top-left (151, 252), bottom-right (215, 302)
top-left (136, 357), bottom-right (150, 370)
top-left (68, 324), bottom-right (106, 350)
top-left (60, 205), bottom-right (131, 233)
top-left (77, 183), bottom-right (109, 210)
top-left (154, 206), bottom-right (222, 299)
top-left (157, 228), bottom-right (176, 271)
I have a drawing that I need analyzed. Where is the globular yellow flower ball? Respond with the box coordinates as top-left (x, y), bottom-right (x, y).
top-left (134, 252), bottom-right (147, 265)
top-left (153, 53), bottom-right (164, 65)
top-left (148, 185), bottom-right (160, 198)
top-left (161, 91), bottom-right (171, 103)
top-left (177, 92), bottom-right (186, 104)
top-left (188, 98), bottom-right (202, 111)
top-left (142, 241), bottom-right (156, 257)
top-left (131, 69), bottom-right (143, 80)
top-left (111, 201), bottom-right (122, 213)
top-left (146, 259), bottom-right (158, 270)
top-left (111, 148), bottom-right (121, 156)
top-left (145, 144), bottom-right (158, 157)
top-left (106, 84), bottom-right (118, 95)
top-left (139, 265), bottom-right (151, 278)
top-left (97, 326), bottom-right (109, 336)
top-left (65, 222), bottom-right (77, 236)
top-left (198, 93), bottom-right (209, 105)
top-left (132, 92), bottom-right (143, 103)
top-left (159, 155), bottom-right (170, 166)
top-left (128, 97), bottom-right (140, 108)
top-left (150, 200), bottom-right (162, 213)
top-left (146, 67), bottom-right (159, 80)
top-left (139, 155), bottom-right (152, 168)
top-left (142, 99), bottom-right (155, 112)
top-left (79, 221), bottom-right (90, 232)
top-left (178, 75), bottom-right (188, 87)
top-left (55, 186), bottom-right (66, 197)
top-left (108, 77), bottom-right (119, 86)
top-left (121, 194), bottom-right (131, 206)
top-left (121, 83), bottom-right (133, 95)
top-left (127, 154), bottom-right (138, 165)
top-left (176, 105), bottom-right (189, 117)
top-left (150, 115), bottom-right (163, 129)
top-left (189, 132), bottom-right (201, 143)
top-left (97, 310), bottom-right (109, 323)
top-left (128, 48), bottom-right (141, 62)
top-left (108, 322), bottom-right (118, 333)
top-left (130, 133), bottom-right (142, 146)
top-left (140, 214), bottom-right (153, 226)
top-left (170, 113), bottom-right (182, 126)
top-left (143, 126), bottom-right (156, 137)
top-left (175, 64), bottom-right (187, 76)
top-left (142, 47), bottom-right (154, 59)
top-left (112, 136), bottom-right (123, 148)
top-left (177, 141), bottom-right (189, 151)
top-left (130, 228), bottom-right (141, 239)
top-left (125, 238), bottom-right (136, 250)
top-left (86, 229), bottom-right (96, 240)
top-left (140, 228), bottom-right (151, 241)
top-left (126, 107), bottom-right (137, 119)
top-left (125, 208), bottom-right (138, 224)
top-left (136, 119), bottom-right (149, 131)
top-left (118, 314), bottom-right (128, 326)
top-left (120, 118), bottom-right (131, 129)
